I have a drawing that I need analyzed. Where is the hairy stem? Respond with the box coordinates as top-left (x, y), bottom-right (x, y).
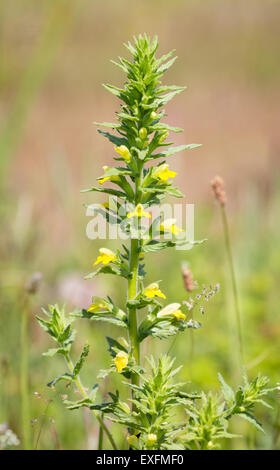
top-left (127, 161), bottom-right (143, 388)
top-left (64, 355), bottom-right (118, 450)
top-left (220, 204), bottom-right (244, 366)
top-left (128, 237), bottom-right (140, 387)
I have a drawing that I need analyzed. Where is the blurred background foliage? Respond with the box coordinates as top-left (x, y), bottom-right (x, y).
top-left (0, 0), bottom-right (280, 450)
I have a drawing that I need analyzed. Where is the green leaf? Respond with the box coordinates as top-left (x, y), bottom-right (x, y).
top-left (106, 336), bottom-right (128, 358)
top-left (218, 373), bottom-right (235, 406)
top-left (143, 185), bottom-right (184, 199)
top-left (85, 264), bottom-right (131, 280)
top-left (157, 56), bottom-right (178, 74)
top-left (93, 121), bottom-right (121, 129)
top-left (97, 129), bottom-right (128, 147)
top-left (101, 167), bottom-right (133, 177)
top-left (148, 144), bottom-right (202, 161)
top-left (149, 123), bottom-right (183, 133)
top-left (47, 373), bottom-right (73, 387)
top-left (79, 310), bottom-right (127, 328)
top-left (66, 396), bottom-right (95, 410)
top-left (236, 412), bottom-right (264, 433)
top-left (143, 238), bottom-right (206, 253)
top-left (73, 343), bottom-right (90, 377)
top-left (81, 186), bottom-right (128, 200)
top-left (43, 347), bottom-right (68, 357)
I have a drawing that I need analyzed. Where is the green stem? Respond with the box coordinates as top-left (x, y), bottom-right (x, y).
top-left (98, 413), bottom-right (104, 450)
top-left (220, 204), bottom-right (244, 365)
top-left (20, 297), bottom-right (31, 450)
top-left (128, 237), bottom-right (140, 387)
top-left (64, 355), bottom-right (118, 450)
top-left (127, 161), bottom-right (143, 388)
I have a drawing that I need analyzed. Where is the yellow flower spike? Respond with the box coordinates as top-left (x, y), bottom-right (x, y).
top-left (115, 145), bottom-right (131, 162)
top-left (159, 218), bottom-right (184, 235)
top-left (153, 164), bottom-right (177, 182)
top-left (147, 434), bottom-right (157, 445)
top-left (144, 283), bottom-right (166, 299)
top-left (93, 248), bottom-right (117, 266)
top-left (127, 203), bottom-right (151, 219)
top-left (114, 351), bottom-right (128, 373)
top-left (158, 131), bottom-right (169, 143)
top-left (88, 301), bottom-right (108, 313)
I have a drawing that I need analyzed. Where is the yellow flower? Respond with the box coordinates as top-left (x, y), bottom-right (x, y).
top-left (93, 248), bottom-right (117, 266)
top-left (127, 203), bottom-right (151, 219)
top-left (158, 131), bottom-right (169, 143)
top-left (159, 218), bottom-right (184, 235)
top-left (98, 166), bottom-right (120, 185)
top-left (98, 175), bottom-right (120, 185)
top-left (147, 433), bottom-right (157, 445)
top-left (98, 176), bottom-right (110, 185)
top-left (88, 301), bottom-right (108, 313)
top-left (144, 283), bottom-right (166, 299)
top-left (153, 164), bottom-right (177, 182)
top-left (127, 434), bottom-right (139, 448)
top-left (115, 145), bottom-right (131, 162)
top-left (157, 303), bottom-right (186, 321)
top-left (114, 351), bottom-right (128, 373)
top-left (172, 310), bottom-right (186, 321)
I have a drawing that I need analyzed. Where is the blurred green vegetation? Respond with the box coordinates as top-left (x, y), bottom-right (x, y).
top-left (0, 0), bottom-right (280, 450)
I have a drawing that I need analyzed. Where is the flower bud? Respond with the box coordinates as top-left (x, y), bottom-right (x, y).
top-left (139, 127), bottom-right (147, 140)
top-left (115, 145), bottom-right (131, 162)
top-left (147, 433), bottom-right (157, 445)
top-left (150, 111), bottom-right (158, 120)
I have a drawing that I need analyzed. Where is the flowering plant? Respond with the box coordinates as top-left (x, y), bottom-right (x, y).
top-left (37, 35), bottom-right (274, 450)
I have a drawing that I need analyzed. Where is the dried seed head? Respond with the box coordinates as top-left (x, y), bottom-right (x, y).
top-left (182, 267), bottom-right (194, 291)
top-left (25, 272), bottom-right (43, 295)
top-left (211, 176), bottom-right (227, 205)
